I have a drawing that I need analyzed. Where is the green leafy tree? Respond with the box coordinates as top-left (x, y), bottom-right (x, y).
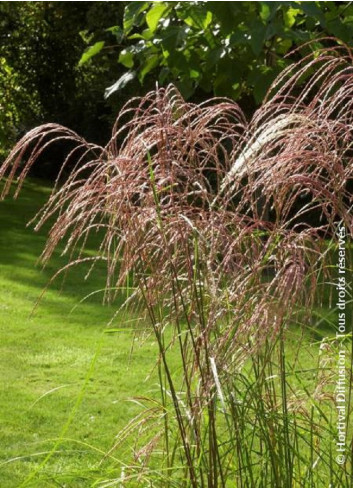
top-left (0, 2), bottom-right (134, 159)
top-left (81, 1), bottom-right (353, 110)
top-left (1, 3), bottom-right (84, 135)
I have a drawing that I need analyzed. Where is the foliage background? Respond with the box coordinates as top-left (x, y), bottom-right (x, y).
top-left (1, 1), bottom-right (353, 170)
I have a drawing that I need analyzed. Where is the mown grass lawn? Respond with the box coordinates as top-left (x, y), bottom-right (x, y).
top-left (0, 178), bottom-right (161, 487)
top-left (0, 178), bottom-right (349, 488)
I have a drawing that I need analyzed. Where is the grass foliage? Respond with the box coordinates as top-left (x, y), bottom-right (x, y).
top-left (0, 180), bottom-right (165, 487)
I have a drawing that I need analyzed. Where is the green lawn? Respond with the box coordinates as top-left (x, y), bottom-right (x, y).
top-left (0, 179), bottom-right (160, 487)
top-left (0, 178), bottom-right (350, 488)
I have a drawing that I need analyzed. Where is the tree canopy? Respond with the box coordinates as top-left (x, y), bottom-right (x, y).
top-left (1, 1), bottom-right (353, 161)
top-left (0, 2), bottom-right (131, 158)
top-left (82, 1), bottom-right (353, 107)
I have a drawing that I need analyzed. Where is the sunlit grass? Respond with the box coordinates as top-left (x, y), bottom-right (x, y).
top-left (0, 178), bottom-right (161, 487)
top-left (0, 178), bottom-right (351, 487)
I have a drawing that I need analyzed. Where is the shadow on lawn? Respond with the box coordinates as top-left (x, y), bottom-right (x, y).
top-left (0, 178), bottom-right (123, 325)
top-left (1, 178), bottom-right (343, 336)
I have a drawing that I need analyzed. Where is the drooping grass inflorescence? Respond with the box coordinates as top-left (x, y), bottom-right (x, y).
top-left (1, 42), bottom-right (352, 487)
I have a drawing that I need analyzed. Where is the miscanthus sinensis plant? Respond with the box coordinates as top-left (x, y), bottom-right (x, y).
top-left (1, 43), bottom-right (352, 487)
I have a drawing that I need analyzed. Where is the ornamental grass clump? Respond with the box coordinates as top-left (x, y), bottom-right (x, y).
top-left (1, 43), bottom-right (352, 487)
